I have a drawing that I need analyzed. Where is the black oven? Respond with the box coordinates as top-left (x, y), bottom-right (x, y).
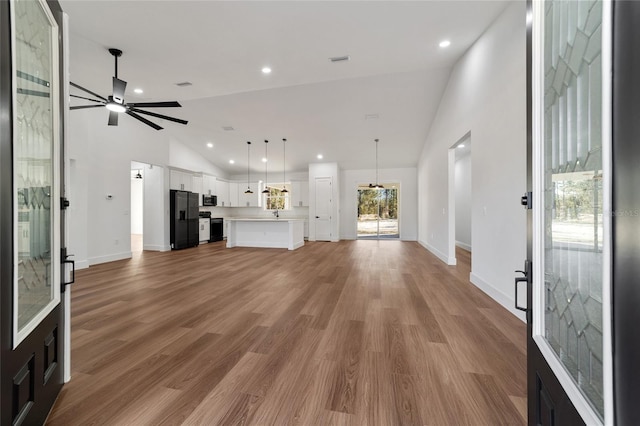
top-left (202, 195), bottom-right (217, 206)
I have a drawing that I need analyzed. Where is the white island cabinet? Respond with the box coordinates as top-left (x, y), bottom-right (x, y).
top-left (226, 218), bottom-right (305, 250)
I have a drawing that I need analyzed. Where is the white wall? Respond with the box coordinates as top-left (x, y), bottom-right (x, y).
top-left (417, 1), bottom-right (527, 320)
top-left (454, 153), bottom-right (472, 250)
top-left (142, 164), bottom-right (169, 251)
top-left (169, 139), bottom-right (228, 178)
top-left (130, 176), bottom-right (143, 234)
top-left (308, 162), bottom-right (340, 241)
top-left (67, 107), bottom-right (224, 267)
top-left (340, 167), bottom-right (417, 240)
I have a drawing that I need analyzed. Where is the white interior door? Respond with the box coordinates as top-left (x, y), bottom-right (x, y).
top-left (314, 177), bottom-right (332, 241)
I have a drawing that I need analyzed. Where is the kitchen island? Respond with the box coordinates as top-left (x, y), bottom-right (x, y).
top-left (226, 218), bottom-right (305, 250)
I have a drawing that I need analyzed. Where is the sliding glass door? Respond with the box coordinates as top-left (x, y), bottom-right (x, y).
top-left (356, 184), bottom-right (399, 239)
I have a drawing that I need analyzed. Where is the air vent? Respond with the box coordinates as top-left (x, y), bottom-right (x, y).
top-left (329, 55), bottom-right (350, 63)
top-left (365, 114), bottom-right (379, 120)
top-left (222, 126), bottom-right (235, 131)
top-left (175, 81), bottom-right (193, 87)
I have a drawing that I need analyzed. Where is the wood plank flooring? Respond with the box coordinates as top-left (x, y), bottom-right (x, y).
top-left (46, 241), bottom-right (526, 425)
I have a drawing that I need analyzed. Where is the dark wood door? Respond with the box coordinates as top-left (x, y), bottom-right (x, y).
top-left (0, 0), bottom-right (67, 424)
top-left (611, 2), bottom-right (640, 424)
top-left (525, 0), bottom-right (610, 424)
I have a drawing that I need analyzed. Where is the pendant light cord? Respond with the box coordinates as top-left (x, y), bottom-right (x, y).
top-left (282, 138), bottom-right (288, 193)
top-left (245, 141), bottom-right (253, 194)
top-left (375, 138), bottom-right (379, 187)
top-left (262, 140), bottom-right (270, 194)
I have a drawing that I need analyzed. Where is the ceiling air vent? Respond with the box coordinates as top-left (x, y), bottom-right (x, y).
top-left (175, 81), bottom-right (193, 87)
top-left (329, 55), bottom-right (350, 63)
top-left (222, 126), bottom-right (235, 131)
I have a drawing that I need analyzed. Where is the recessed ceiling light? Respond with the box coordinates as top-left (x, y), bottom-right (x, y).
top-left (133, 88), bottom-right (143, 94)
top-left (262, 157), bottom-right (268, 162)
top-left (262, 67), bottom-right (271, 74)
top-left (458, 144), bottom-right (465, 148)
top-left (207, 143), bottom-right (213, 148)
top-left (317, 154), bottom-right (323, 160)
top-left (439, 40), bottom-right (451, 48)
top-left (229, 159), bottom-right (235, 164)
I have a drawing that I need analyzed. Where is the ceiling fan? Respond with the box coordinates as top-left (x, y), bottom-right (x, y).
top-left (69, 48), bottom-right (188, 131)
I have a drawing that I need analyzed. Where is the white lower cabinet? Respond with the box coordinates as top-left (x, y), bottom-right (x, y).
top-left (199, 218), bottom-right (210, 243)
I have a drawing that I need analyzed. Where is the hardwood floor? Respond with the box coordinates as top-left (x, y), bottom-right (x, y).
top-left (46, 241), bottom-right (526, 425)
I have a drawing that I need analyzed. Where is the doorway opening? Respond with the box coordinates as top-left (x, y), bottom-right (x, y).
top-left (130, 161), bottom-right (145, 253)
top-left (448, 133), bottom-right (471, 265)
top-left (356, 183), bottom-right (399, 239)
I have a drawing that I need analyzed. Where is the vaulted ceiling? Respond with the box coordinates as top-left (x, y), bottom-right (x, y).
top-left (61, 0), bottom-right (509, 174)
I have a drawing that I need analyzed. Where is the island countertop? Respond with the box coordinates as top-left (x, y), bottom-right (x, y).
top-left (226, 218), bottom-right (305, 250)
top-left (225, 217), bottom-right (306, 222)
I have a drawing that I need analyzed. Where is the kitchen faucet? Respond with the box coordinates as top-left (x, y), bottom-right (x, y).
top-left (273, 209), bottom-right (279, 218)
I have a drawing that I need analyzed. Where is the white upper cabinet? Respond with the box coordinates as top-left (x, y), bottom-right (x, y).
top-left (239, 182), bottom-right (260, 207)
top-left (291, 181), bottom-right (309, 207)
top-left (229, 182), bottom-right (239, 207)
top-left (216, 179), bottom-right (230, 206)
top-left (192, 174), bottom-right (203, 196)
top-left (202, 175), bottom-right (216, 196)
top-left (170, 169), bottom-right (194, 192)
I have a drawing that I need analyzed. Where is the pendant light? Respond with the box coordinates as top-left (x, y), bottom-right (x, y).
top-left (281, 138), bottom-right (288, 193)
top-left (369, 138), bottom-right (384, 189)
top-left (135, 169), bottom-right (142, 179)
top-left (244, 141), bottom-right (253, 194)
top-left (262, 140), bottom-right (270, 194)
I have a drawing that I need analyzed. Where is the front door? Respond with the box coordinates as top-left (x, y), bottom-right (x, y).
top-left (1, 0), bottom-right (66, 424)
top-left (525, 0), bottom-right (611, 424)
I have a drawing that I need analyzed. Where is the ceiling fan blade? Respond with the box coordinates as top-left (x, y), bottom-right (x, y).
top-left (130, 108), bottom-right (188, 125)
top-left (70, 82), bottom-right (107, 102)
top-left (70, 94), bottom-right (105, 104)
top-left (108, 111), bottom-right (119, 126)
top-left (127, 101), bottom-right (181, 108)
top-left (70, 105), bottom-right (105, 110)
top-left (126, 111), bottom-right (163, 130)
top-left (112, 77), bottom-right (127, 104)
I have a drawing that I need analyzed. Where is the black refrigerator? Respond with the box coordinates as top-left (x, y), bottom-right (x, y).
top-left (170, 190), bottom-right (199, 249)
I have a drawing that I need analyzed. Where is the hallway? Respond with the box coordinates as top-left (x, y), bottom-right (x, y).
top-left (46, 241), bottom-right (526, 425)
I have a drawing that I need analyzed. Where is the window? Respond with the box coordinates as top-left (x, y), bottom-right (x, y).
top-left (264, 183), bottom-right (291, 210)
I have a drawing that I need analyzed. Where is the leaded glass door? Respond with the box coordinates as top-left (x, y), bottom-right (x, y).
top-left (527, 0), bottom-right (612, 424)
top-left (1, 0), bottom-right (66, 424)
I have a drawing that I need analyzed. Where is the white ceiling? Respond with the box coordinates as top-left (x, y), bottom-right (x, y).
top-left (61, 0), bottom-right (509, 174)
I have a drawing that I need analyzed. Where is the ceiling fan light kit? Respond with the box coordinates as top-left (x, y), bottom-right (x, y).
top-left (69, 48), bottom-right (188, 131)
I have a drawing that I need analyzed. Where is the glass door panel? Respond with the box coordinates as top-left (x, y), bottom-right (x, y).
top-left (13, 0), bottom-right (60, 346)
top-left (539, 0), bottom-right (604, 419)
top-left (357, 184), bottom-right (399, 239)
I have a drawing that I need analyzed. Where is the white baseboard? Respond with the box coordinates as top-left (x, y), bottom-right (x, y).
top-left (418, 239), bottom-right (456, 265)
top-left (456, 241), bottom-right (472, 252)
top-left (88, 251), bottom-right (132, 266)
top-left (470, 272), bottom-right (526, 322)
top-left (143, 244), bottom-right (170, 252)
top-left (75, 260), bottom-right (89, 270)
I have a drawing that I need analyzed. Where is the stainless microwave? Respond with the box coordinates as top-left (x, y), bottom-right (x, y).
top-left (202, 195), bottom-right (217, 206)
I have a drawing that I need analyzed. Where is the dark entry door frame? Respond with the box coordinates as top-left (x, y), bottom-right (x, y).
top-left (611, 2), bottom-right (640, 424)
top-left (1, 0), bottom-right (68, 424)
top-left (525, 0), bottom-right (617, 424)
